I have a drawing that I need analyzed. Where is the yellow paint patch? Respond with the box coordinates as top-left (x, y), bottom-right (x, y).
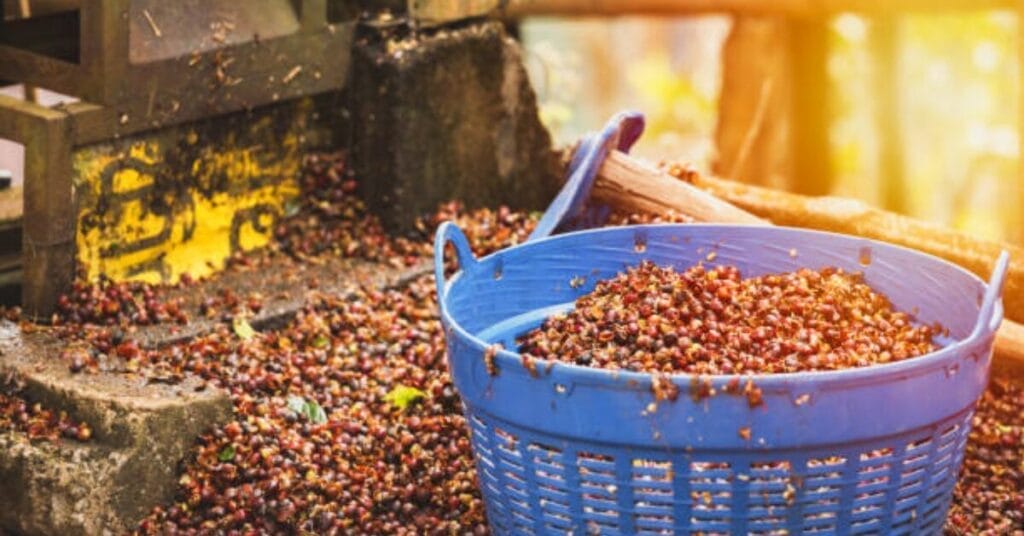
top-left (73, 104), bottom-right (308, 283)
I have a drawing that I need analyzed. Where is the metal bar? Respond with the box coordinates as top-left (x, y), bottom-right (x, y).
top-left (0, 94), bottom-right (74, 318)
top-left (504, 0), bottom-right (1014, 17)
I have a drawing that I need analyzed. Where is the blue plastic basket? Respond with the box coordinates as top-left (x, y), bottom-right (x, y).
top-left (434, 113), bottom-right (1010, 535)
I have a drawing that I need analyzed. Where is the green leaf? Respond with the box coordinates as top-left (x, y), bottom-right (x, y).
top-left (218, 444), bottom-right (236, 462)
top-left (384, 385), bottom-right (428, 411)
top-left (284, 198), bottom-right (302, 218)
top-left (233, 317), bottom-right (255, 340)
top-left (304, 400), bottom-right (327, 424)
top-left (285, 396), bottom-right (327, 424)
top-left (286, 395), bottom-right (306, 415)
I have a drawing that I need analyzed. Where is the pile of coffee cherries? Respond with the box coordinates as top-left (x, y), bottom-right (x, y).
top-left (0, 151), bottom-right (1018, 533)
top-left (946, 374), bottom-right (1024, 534)
top-left (519, 260), bottom-right (939, 375)
top-left (134, 278), bottom-right (490, 534)
top-left (0, 378), bottom-right (92, 442)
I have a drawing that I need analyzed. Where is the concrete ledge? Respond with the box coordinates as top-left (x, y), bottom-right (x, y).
top-left (0, 254), bottom-right (426, 534)
top-left (0, 325), bottom-right (232, 535)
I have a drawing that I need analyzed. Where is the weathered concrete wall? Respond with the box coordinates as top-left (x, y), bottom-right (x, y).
top-left (350, 21), bottom-right (561, 231)
top-left (0, 324), bottom-right (232, 535)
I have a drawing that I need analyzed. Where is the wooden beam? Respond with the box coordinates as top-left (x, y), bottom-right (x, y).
top-left (595, 151), bottom-right (769, 224)
top-left (0, 44), bottom-right (82, 97)
top-left (505, 0), bottom-right (1015, 17)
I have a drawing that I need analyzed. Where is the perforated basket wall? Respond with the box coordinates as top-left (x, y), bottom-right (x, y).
top-left (465, 406), bottom-right (971, 535)
top-left (435, 223), bottom-right (1007, 535)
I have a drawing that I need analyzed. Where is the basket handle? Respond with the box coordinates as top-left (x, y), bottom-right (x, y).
top-left (434, 221), bottom-right (478, 303)
top-left (970, 250), bottom-right (1010, 339)
top-left (528, 110), bottom-right (646, 241)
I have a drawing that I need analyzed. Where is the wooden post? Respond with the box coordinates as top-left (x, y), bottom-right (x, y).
top-left (788, 15), bottom-right (832, 196)
top-left (714, 16), bottom-right (796, 190)
top-left (871, 16), bottom-right (907, 213)
top-left (0, 94), bottom-right (74, 318)
top-left (79, 0), bottom-right (130, 104)
top-left (715, 14), bottom-right (832, 195)
top-left (1018, 1), bottom-right (1024, 245)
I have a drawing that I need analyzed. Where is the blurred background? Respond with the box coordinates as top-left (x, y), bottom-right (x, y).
top-left (1, 3), bottom-right (1021, 245)
top-left (516, 8), bottom-right (1021, 244)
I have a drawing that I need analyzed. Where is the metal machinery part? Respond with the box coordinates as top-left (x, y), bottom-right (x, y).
top-left (0, 0), bottom-right (355, 317)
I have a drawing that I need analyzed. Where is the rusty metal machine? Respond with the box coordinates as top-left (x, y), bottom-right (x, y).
top-left (0, 0), bottom-right (355, 317)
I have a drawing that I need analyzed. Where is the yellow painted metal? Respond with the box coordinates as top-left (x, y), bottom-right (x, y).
top-left (73, 106), bottom-right (306, 284)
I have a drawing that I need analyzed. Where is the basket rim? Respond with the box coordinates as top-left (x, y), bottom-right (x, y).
top-left (439, 223), bottom-right (1000, 390)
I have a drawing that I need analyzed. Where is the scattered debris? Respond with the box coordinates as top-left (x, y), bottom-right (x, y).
top-left (281, 65), bottom-right (303, 84)
top-left (142, 9), bottom-right (162, 38)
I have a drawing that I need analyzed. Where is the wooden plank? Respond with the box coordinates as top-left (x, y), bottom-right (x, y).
top-left (0, 92), bottom-right (66, 139)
